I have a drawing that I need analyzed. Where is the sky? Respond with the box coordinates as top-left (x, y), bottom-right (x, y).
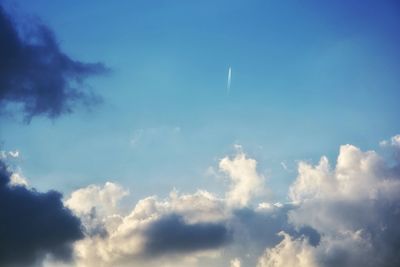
top-left (1, 1), bottom-right (400, 267)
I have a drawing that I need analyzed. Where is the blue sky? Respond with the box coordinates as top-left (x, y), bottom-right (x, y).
top-left (1, 0), bottom-right (400, 201)
top-left (2, 1), bottom-right (400, 267)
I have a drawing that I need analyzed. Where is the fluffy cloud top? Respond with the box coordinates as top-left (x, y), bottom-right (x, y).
top-left (219, 150), bottom-right (266, 207)
top-left (66, 182), bottom-right (129, 217)
top-left (257, 232), bottom-right (317, 267)
top-left (230, 258), bottom-right (241, 267)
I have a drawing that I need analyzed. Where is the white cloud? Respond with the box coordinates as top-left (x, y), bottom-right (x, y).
top-left (8, 150), bottom-right (19, 158)
top-left (9, 172), bottom-right (28, 187)
top-left (230, 258), bottom-right (241, 267)
top-left (219, 151), bottom-right (266, 207)
top-left (257, 232), bottom-right (317, 267)
top-left (66, 182), bottom-right (129, 217)
top-left (0, 149), bottom-right (20, 159)
top-left (288, 156), bottom-right (333, 203)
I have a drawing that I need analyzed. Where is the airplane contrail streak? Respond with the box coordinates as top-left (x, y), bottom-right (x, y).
top-left (227, 66), bottom-right (232, 94)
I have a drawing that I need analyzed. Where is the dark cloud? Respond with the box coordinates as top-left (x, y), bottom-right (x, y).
top-left (144, 214), bottom-right (231, 255)
top-left (0, 160), bottom-right (83, 267)
top-left (0, 4), bottom-right (108, 121)
top-left (231, 207), bottom-right (290, 249)
top-left (293, 225), bottom-right (320, 247)
top-left (224, 206), bottom-right (321, 267)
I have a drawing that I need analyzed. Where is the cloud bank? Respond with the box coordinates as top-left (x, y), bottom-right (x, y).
top-left (0, 4), bottom-right (108, 120)
top-left (3, 136), bottom-right (400, 267)
top-left (60, 136), bottom-right (400, 267)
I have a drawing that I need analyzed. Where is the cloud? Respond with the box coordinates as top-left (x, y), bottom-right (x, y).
top-left (259, 139), bottom-right (400, 267)
top-left (228, 206), bottom-right (289, 255)
top-left (63, 148), bottom-right (325, 267)
top-left (0, 160), bottom-right (83, 267)
top-left (257, 231), bottom-right (317, 267)
top-left (219, 151), bottom-right (266, 207)
top-left (0, 149), bottom-right (20, 159)
top-left (9, 171), bottom-right (28, 187)
top-left (66, 182), bottom-right (129, 217)
top-left (0, 4), bottom-right (108, 120)
top-left (230, 258), bottom-right (241, 267)
top-left (65, 182), bottom-right (129, 238)
top-left (66, 187), bottom-right (231, 267)
top-left (8, 150), bottom-right (19, 158)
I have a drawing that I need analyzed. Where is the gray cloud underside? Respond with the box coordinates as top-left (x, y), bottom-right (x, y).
top-left (144, 214), bottom-right (232, 255)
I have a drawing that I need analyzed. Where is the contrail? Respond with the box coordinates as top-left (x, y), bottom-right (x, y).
top-left (227, 66), bottom-right (232, 94)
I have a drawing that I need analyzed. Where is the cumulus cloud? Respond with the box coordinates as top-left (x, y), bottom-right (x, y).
top-left (230, 258), bottom-right (241, 267)
top-left (62, 149), bottom-right (285, 267)
top-left (0, 4), bottom-right (108, 120)
top-left (0, 160), bottom-right (83, 267)
top-left (259, 139), bottom-right (400, 267)
top-left (66, 186), bottom-right (231, 267)
top-left (257, 231), bottom-right (317, 267)
top-left (219, 150), bottom-right (266, 207)
top-left (66, 182), bottom-right (129, 217)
